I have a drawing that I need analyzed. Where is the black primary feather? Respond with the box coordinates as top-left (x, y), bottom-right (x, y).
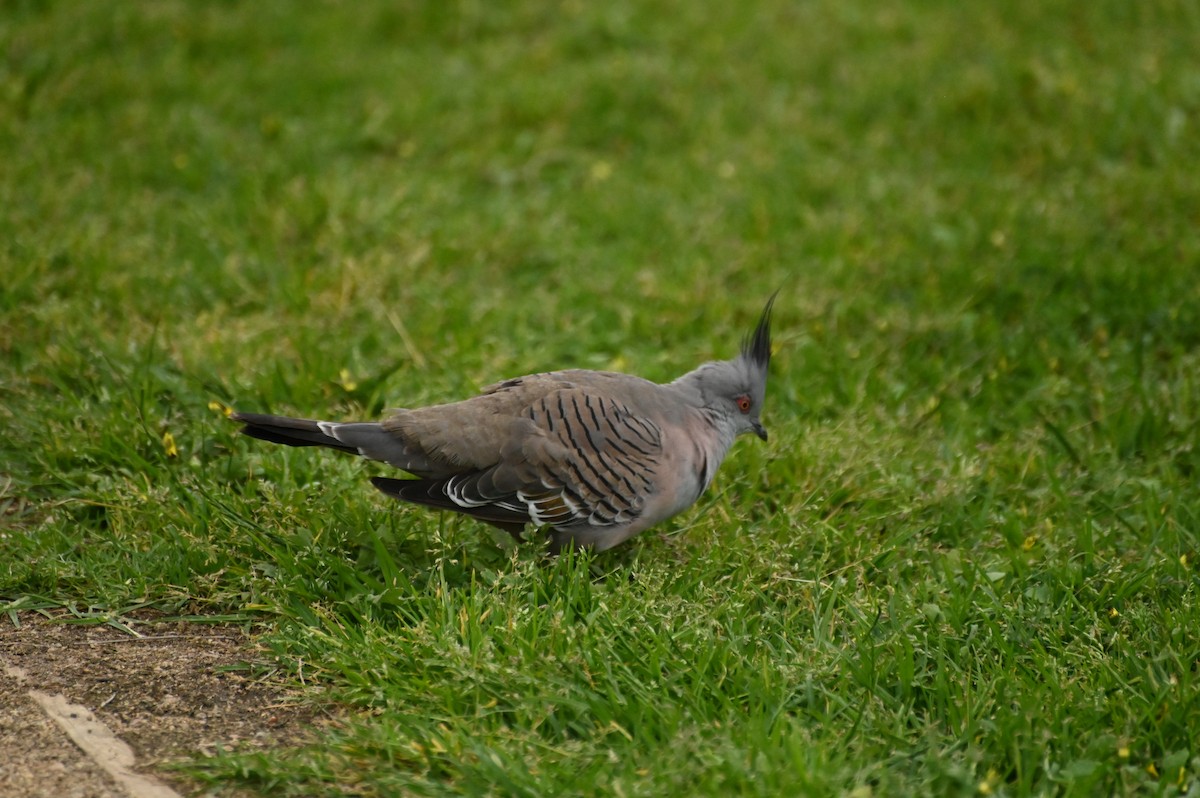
top-left (370, 476), bottom-right (529, 536)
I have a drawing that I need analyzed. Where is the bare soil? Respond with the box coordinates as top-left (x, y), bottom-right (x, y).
top-left (0, 612), bottom-right (324, 798)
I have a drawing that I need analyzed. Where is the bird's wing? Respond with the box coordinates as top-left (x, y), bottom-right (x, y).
top-left (373, 385), bottom-right (666, 534)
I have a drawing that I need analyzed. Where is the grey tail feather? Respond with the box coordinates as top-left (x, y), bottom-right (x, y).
top-left (233, 412), bottom-right (359, 454)
top-left (370, 476), bottom-right (529, 537)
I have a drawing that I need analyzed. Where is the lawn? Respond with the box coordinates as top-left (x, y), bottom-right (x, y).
top-left (3, 0), bottom-right (1199, 795)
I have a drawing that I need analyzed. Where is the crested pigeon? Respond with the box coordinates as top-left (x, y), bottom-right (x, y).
top-left (234, 297), bottom-right (774, 551)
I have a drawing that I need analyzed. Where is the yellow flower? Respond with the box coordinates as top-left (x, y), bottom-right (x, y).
top-left (339, 368), bottom-right (358, 392)
top-left (208, 400), bottom-right (233, 417)
top-left (162, 431), bottom-right (178, 458)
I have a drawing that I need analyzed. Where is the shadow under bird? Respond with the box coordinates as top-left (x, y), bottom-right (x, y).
top-left (234, 297), bottom-right (775, 552)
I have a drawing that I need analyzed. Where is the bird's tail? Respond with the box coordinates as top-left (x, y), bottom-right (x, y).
top-left (232, 412), bottom-right (360, 454)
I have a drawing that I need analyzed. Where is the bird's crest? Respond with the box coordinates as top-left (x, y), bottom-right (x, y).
top-left (741, 293), bottom-right (775, 372)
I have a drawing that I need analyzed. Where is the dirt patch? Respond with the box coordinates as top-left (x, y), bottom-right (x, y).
top-left (0, 612), bottom-right (324, 798)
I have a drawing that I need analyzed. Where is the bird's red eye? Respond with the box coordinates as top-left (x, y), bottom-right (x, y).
top-left (736, 395), bottom-right (752, 413)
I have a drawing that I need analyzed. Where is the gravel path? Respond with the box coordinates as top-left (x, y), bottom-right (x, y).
top-left (0, 614), bottom-right (319, 798)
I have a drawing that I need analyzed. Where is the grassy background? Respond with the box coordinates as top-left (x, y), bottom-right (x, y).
top-left (3, 0), bottom-right (1199, 795)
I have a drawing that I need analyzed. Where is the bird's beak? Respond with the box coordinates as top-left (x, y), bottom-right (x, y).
top-left (753, 421), bottom-right (768, 442)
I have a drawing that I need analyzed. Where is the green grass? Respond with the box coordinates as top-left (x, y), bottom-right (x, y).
top-left (3, 0), bottom-right (1199, 795)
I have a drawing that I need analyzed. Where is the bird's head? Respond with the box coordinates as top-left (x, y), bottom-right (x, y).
top-left (678, 294), bottom-right (774, 441)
